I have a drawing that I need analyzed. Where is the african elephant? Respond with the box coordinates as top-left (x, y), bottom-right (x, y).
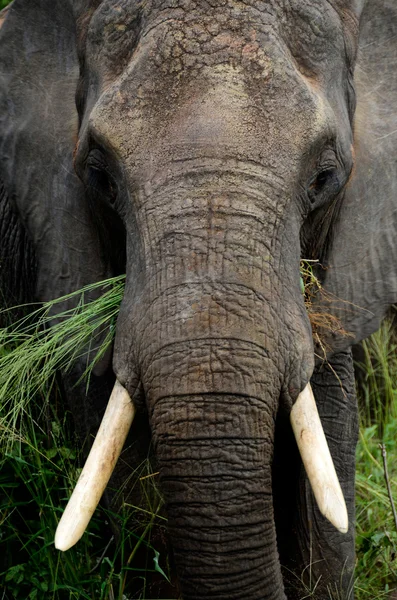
top-left (1, 0), bottom-right (396, 598)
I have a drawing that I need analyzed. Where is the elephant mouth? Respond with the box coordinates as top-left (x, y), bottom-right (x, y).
top-left (54, 379), bottom-right (348, 552)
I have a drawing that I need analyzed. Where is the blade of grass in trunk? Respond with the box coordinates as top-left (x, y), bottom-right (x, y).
top-left (0, 275), bottom-right (125, 450)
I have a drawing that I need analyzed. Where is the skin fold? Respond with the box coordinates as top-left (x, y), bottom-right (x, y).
top-left (1, 1), bottom-right (397, 598)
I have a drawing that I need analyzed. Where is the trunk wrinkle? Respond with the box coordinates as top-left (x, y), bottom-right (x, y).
top-left (150, 393), bottom-right (286, 600)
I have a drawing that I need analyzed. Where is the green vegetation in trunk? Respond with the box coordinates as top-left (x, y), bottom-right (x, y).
top-left (0, 276), bottom-right (124, 451)
top-left (300, 259), bottom-right (353, 354)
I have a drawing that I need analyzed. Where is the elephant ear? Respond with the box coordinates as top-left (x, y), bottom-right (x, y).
top-left (316, 0), bottom-right (397, 354)
top-left (0, 0), bottom-right (108, 310)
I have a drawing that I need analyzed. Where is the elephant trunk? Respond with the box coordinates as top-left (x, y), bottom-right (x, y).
top-left (150, 390), bottom-right (285, 600)
top-left (115, 176), bottom-right (309, 598)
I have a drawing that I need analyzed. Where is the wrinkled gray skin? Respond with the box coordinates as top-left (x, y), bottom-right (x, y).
top-left (1, 1), bottom-right (396, 598)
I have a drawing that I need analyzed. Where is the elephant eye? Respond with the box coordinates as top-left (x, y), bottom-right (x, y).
top-left (85, 149), bottom-right (117, 205)
top-left (308, 167), bottom-right (340, 206)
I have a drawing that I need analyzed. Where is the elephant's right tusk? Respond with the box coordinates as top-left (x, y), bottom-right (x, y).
top-left (54, 380), bottom-right (135, 551)
top-left (290, 383), bottom-right (348, 534)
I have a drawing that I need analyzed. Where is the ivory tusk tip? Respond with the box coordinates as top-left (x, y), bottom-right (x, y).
top-left (336, 522), bottom-right (349, 535)
top-left (54, 540), bottom-right (70, 552)
top-left (319, 489), bottom-right (349, 534)
top-left (54, 529), bottom-right (77, 552)
top-left (55, 516), bottom-right (87, 551)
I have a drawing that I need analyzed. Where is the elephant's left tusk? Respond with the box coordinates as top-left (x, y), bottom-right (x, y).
top-left (290, 383), bottom-right (348, 534)
top-left (54, 380), bottom-right (135, 551)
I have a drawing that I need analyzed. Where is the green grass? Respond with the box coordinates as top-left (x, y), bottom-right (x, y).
top-left (0, 275), bottom-right (125, 452)
top-left (355, 423), bottom-right (397, 598)
top-left (0, 0), bottom-right (12, 11)
top-left (0, 278), bottom-right (173, 599)
top-left (354, 316), bottom-right (397, 599)
top-left (1, 279), bottom-right (397, 598)
top-left (0, 407), bottom-right (170, 599)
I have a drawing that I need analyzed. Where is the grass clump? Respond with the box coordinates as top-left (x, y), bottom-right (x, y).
top-left (0, 401), bottom-right (170, 599)
top-left (0, 275), bottom-right (125, 452)
top-left (300, 259), bottom-right (352, 353)
top-left (355, 424), bottom-right (397, 598)
top-left (355, 315), bottom-right (397, 431)
top-left (355, 317), bottom-right (397, 598)
top-left (0, 275), bottom-right (174, 599)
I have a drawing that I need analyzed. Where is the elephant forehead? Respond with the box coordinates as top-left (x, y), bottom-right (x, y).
top-left (84, 0), bottom-right (350, 176)
top-left (88, 59), bottom-right (329, 182)
top-left (86, 0), bottom-right (348, 87)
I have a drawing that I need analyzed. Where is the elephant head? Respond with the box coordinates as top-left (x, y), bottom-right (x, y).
top-left (1, 1), bottom-right (396, 598)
